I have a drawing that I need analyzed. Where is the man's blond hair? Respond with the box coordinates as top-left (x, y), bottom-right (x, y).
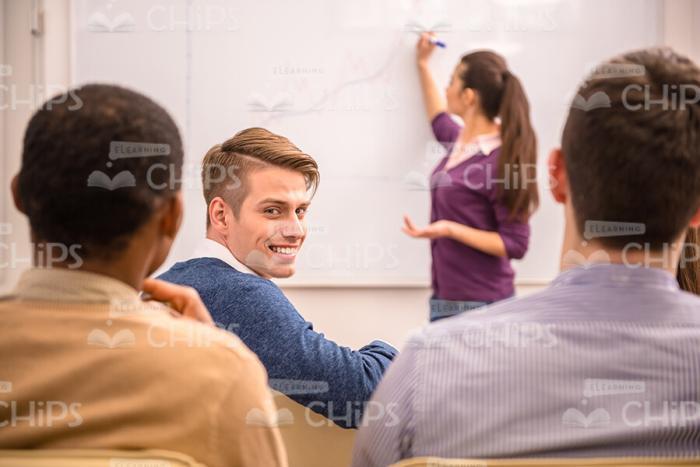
top-left (202, 127), bottom-right (320, 225)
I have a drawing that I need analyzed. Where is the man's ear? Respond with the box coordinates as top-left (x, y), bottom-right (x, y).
top-left (688, 207), bottom-right (700, 228)
top-left (548, 148), bottom-right (568, 204)
top-left (160, 192), bottom-right (184, 241)
top-left (11, 174), bottom-right (25, 214)
top-left (208, 196), bottom-right (231, 234)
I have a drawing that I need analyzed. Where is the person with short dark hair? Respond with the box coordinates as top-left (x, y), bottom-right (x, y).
top-left (0, 84), bottom-right (287, 467)
top-left (353, 48), bottom-right (700, 465)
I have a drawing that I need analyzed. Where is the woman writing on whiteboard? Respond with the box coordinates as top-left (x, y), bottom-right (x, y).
top-left (403, 33), bottom-right (539, 321)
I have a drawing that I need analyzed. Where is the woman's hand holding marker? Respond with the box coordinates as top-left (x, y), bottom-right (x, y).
top-left (416, 32), bottom-right (446, 67)
top-left (416, 32), bottom-right (437, 68)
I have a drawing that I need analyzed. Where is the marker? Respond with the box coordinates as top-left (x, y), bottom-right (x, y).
top-left (412, 30), bottom-right (447, 48)
top-left (429, 37), bottom-right (447, 48)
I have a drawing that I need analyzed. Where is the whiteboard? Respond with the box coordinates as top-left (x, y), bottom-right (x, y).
top-left (71, 0), bottom-right (662, 286)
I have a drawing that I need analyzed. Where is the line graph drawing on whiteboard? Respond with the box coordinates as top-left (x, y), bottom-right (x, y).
top-left (247, 38), bottom-right (404, 126)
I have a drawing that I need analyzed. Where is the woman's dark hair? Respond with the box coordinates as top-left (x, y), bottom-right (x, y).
top-left (458, 51), bottom-right (539, 220)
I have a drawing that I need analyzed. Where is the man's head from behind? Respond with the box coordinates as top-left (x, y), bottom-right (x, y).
top-left (12, 84), bottom-right (184, 281)
top-left (202, 128), bottom-right (319, 279)
top-left (550, 48), bottom-right (700, 266)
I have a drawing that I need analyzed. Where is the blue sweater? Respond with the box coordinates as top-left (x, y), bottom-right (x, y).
top-left (158, 257), bottom-right (397, 429)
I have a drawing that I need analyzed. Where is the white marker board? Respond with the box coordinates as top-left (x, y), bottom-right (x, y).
top-left (71, 0), bottom-right (662, 286)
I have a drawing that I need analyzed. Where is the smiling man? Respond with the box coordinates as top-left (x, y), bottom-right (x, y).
top-left (158, 128), bottom-right (397, 428)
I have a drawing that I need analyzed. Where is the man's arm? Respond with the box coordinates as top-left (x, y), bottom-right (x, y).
top-left (223, 280), bottom-right (398, 429)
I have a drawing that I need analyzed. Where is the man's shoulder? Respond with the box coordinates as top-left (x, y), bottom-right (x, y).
top-left (158, 257), bottom-right (276, 291)
top-left (426, 288), bottom-right (554, 334)
top-left (416, 282), bottom-right (700, 347)
top-left (157, 258), bottom-right (291, 316)
top-left (123, 302), bottom-right (263, 368)
top-left (1, 298), bottom-right (262, 374)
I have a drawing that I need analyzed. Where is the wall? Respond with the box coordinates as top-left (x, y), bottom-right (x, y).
top-left (1, 0), bottom-right (34, 293)
top-left (282, 283), bottom-right (543, 348)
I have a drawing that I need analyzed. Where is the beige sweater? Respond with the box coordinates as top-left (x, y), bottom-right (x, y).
top-left (0, 268), bottom-right (288, 467)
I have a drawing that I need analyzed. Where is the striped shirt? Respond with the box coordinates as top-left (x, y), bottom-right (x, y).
top-left (352, 263), bottom-right (700, 466)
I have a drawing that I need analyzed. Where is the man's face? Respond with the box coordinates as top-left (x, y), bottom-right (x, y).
top-left (225, 166), bottom-right (310, 278)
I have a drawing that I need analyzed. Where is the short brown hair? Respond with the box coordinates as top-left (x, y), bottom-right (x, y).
top-left (562, 48), bottom-right (700, 250)
top-left (202, 127), bottom-right (319, 225)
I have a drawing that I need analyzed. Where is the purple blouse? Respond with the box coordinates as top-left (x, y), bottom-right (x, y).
top-left (429, 112), bottom-right (530, 302)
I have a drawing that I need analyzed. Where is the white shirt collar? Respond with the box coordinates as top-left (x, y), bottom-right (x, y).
top-left (194, 238), bottom-right (260, 277)
top-left (472, 132), bottom-right (501, 156)
top-left (8, 267), bottom-right (141, 305)
top-left (446, 132), bottom-right (501, 169)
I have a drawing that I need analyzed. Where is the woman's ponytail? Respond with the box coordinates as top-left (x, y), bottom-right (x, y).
top-left (459, 51), bottom-right (539, 221)
top-left (498, 70), bottom-right (539, 221)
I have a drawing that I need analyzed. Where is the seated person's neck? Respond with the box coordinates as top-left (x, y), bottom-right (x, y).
top-left (560, 228), bottom-right (683, 276)
top-left (32, 241), bottom-right (152, 291)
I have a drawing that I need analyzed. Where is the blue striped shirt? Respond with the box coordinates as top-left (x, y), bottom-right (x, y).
top-left (352, 264), bottom-right (700, 466)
